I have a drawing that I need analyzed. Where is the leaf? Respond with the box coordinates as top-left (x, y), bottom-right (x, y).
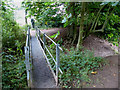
top-left (100, 2), bottom-right (109, 5)
top-left (111, 2), bottom-right (119, 6)
top-left (68, 13), bottom-right (72, 18)
top-left (63, 21), bottom-right (68, 27)
top-left (45, 21), bottom-right (47, 25)
top-left (91, 71), bottom-right (97, 75)
top-left (50, 31), bottom-right (60, 39)
top-left (50, 43), bottom-right (54, 48)
top-left (62, 17), bottom-right (67, 23)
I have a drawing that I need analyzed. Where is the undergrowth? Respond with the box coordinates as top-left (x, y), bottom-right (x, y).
top-left (46, 46), bottom-right (107, 88)
top-left (1, 1), bottom-right (27, 88)
top-left (2, 48), bottom-right (27, 88)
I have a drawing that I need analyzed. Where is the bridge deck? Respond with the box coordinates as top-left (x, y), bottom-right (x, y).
top-left (30, 30), bottom-right (57, 88)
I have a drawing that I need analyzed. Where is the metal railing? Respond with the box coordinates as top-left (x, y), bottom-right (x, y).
top-left (24, 27), bottom-right (31, 87)
top-left (36, 27), bottom-right (63, 85)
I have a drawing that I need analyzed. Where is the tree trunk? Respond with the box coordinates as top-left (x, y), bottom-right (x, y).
top-left (101, 6), bottom-right (115, 32)
top-left (25, 10), bottom-right (28, 24)
top-left (67, 2), bottom-right (74, 39)
top-left (72, 3), bottom-right (77, 44)
top-left (76, 2), bottom-right (85, 50)
top-left (89, 4), bottom-right (105, 34)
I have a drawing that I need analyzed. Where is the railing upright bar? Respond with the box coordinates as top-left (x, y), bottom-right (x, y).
top-left (28, 27), bottom-right (30, 52)
top-left (56, 44), bottom-right (60, 86)
top-left (24, 46), bottom-right (30, 87)
top-left (45, 45), bottom-right (63, 74)
top-left (24, 27), bottom-right (31, 87)
top-left (35, 26), bottom-right (37, 31)
top-left (39, 30), bottom-right (41, 37)
top-left (43, 33), bottom-right (46, 50)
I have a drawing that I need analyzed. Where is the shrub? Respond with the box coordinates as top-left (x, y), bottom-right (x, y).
top-left (58, 48), bottom-right (106, 88)
top-left (2, 49), bottom-right (27, 88)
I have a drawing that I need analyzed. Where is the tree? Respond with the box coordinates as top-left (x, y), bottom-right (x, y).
top-left (22, 1), bottom-right (120, 48)
top-left (76, 2), bottom-right (85, 50)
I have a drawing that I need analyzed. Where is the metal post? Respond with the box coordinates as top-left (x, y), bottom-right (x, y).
top-left (24, 46), bottom-right (30, 87)
top-left (43, 33), bottom-right (46, 50)
top-left (39, 30), bottom-right (41, 38)
top-left (56, 44), bottom-right (60, 86)
top-left (28, 27), bottom-right (30, 47)
top-left (36, 27), bottom-right (38, 36)
top-left (28, 26), bottom-right (30, 36)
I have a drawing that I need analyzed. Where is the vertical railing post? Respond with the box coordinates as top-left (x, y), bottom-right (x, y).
top-left (28, 26), bottom-right (30, 47)
top-left (36, 27), bottom-right (38, 36)
top-left (24, 46), bottom-right (30, 87)
top-left (56, 44), bottom-right (60, 86)
top-left (28, 26), bottom-right (30, 36)
top-left (39, 30), bottom-right (41, 38)
top-left (43, 33), bottom-right (46, 50)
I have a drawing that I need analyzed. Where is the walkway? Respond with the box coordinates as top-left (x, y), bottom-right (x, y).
top-left (30, 30), bottom-right (57, 88)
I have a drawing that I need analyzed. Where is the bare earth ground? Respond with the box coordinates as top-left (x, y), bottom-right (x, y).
top-left (83, 34), bottom-right (118, 57)
top-left (41, 29), bottom-right (119, 88)
top-left (84, 55), bottom-right (118, 88)
top-left (82, 34), bottom-right (119, 88)
top-left (32, 28), bottom-right (119, 88)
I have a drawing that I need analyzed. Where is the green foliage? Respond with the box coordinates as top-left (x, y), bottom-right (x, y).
top-left (22, 2), bottom-right (64, 28)
top-left (59, 48), bottom-right (106, 88)
top-left (22, 1), bottom-right (119, 47)
top-left (49, 31), bottom-right (60, 48)
top-left (104, 13), bottom-right (120, 46)
top-left (2, 12), bottom-right (26, 49)
top-left (46, 46), bottom-right (106, 88)
top-left (2, 48), bottom-right (27, 88)
top-left (1, 1), bottom-right (27, 88)
top-left (50, 31), bottom-right (60, 39)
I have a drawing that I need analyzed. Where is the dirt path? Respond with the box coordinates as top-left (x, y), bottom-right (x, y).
top-left (83, 34), bottom-right (118, 57)
top-left (32, 28), bottom-right (119, 88)
top-left (85, 55), bottom-right (118, 88)
top-left (82, 35), bottom-right (118, 88)
top-left (30, 30), bottom-right (57, 88)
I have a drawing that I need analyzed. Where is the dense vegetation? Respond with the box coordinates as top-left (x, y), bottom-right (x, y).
top-left (1, 1), bottom-right (27, 88)
top-left (1, 1), bottom-right (119, 88)
top-left (22, 1), bottom-right (119, 88)
top-left (46, 46), bottom-right (106, 88)
top-left (22, 2), bottom-right (119, 49)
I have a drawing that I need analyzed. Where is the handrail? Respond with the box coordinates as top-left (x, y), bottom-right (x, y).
top-left (38, 29), bottom-right (63, 51)
top-left (38, 36), bottom-right (63, 74)
top-left (37, 28), bottom-right (63, 74)
top-left (36, 27), bottom-right (63, 86)
top-left (45, 45), bottom-right (63, 74)
top-left (24, 27), bottom-right (31, 87)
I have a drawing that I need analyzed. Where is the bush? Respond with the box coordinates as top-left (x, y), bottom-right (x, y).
top-left (1, 1), bottom-right (27, 88)
top-left (2, 49), bottom-right (27, 88)
top-left (46, 46), bottom-right (106, 88)
top-left (58, 48), bottom-right (106, 88)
